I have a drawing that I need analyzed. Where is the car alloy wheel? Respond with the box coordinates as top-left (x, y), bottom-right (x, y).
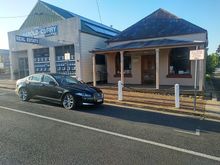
top-left (62, 93), bottom-right (75, 110)
top-left (18, 88), bottom-right (29, 101)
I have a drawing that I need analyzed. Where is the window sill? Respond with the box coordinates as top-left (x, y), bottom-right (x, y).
top-left (166, 74), bottom-right (192, 78)
top-left (114, 74), bottom-right (132, 78)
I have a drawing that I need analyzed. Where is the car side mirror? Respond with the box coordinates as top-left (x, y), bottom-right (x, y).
top-left (49, 81), bottom-right (56, 86)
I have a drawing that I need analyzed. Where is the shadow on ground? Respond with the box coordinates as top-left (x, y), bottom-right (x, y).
top-left (30, 99), bottom-right (220, 134)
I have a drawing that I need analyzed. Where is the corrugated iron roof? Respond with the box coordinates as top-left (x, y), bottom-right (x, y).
top-left (108, 8), bottom-right (207, 42)
top-left (92, 39), bottom-right (204, 53)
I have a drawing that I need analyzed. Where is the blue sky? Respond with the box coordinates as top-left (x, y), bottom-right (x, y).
top-left (0, 0), bottom-right (219, 54)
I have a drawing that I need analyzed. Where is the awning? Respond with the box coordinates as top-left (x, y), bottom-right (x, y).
top-left (91, 39), bottom-right (205, 54)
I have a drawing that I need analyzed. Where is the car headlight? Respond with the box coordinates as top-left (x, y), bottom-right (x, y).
top-left (76, 92), bottom-right (92, 97)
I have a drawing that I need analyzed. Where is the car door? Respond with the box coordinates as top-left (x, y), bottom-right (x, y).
top-left (27, 74), bottom-right (43, 96)
top-left (41, 74), bottom-right (64, 101)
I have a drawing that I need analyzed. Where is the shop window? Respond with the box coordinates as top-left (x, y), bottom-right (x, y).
top-left (168, 47), bottom-right (191, 78)
top-left (55, 44), bottom-right (75, 75)
top-left (33, 48), bottom-right (50, 73)
top-left (115, 53), bottom-right (132, 77)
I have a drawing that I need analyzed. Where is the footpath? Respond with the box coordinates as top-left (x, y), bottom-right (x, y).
top-left (0, 78), bottom-right (220, 121)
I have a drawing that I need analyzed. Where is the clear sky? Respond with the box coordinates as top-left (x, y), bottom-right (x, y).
top-left (0, 0), bottom-right (219, 54)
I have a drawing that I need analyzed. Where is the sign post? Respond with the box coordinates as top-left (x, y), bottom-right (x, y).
top-left (190, 48), bottom-right (204, 111)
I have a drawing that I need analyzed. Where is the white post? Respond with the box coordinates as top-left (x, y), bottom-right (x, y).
top-left (175, 84), bottom-right (180, 108)
top-left (118, 80), bottom-right (123, 101)
top-left (156, 49), bottom-right (160, 89)
top-left (92, 54), bottom-right (96, 86)
top-left (120, 51), bottom-right (124, 85)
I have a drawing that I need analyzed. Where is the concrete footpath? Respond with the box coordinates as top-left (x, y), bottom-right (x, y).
top-left (0, 79), bottom-right (220, 121)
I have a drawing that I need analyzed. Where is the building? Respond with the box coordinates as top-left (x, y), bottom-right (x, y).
top-left (0, 49), bottom-right (10, 74)
top-left (8, 0), bottom-right (119, 81)
top-left (92, 9), bottom-right (208, 91)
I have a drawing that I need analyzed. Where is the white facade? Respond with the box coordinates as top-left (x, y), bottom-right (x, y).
top-left (8, 16), bottom-right (112, 82)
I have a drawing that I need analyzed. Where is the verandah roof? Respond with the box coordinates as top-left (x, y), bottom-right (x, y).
top-left (92, 39), bottom-right (205, 54)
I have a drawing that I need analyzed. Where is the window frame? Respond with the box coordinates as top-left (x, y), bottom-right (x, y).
top-left (167, 47), bottom-right (192, 78)
top-left (114, 53), bottom-right (132, 77)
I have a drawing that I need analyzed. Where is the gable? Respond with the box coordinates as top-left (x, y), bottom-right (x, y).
top-left (108, 8), bottom-right (207, 42)
top-left (20, 1), bottom-right (64, 29)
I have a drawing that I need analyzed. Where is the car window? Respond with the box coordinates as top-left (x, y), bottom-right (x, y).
top-left (30, 74), bottom-right (42, 82)
top-left (42, 75), bottom-right (55, 84)
top-left (53, 75), bottom-right (79, 85)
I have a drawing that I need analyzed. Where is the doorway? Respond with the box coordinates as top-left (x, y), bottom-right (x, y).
top-left (18, 57), bottom-right (29, 78)
top-left (141, 55), bottom-right (156, 84)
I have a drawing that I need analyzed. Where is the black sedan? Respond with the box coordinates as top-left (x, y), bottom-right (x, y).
top-left (15, 73), bottom-right (104, 110)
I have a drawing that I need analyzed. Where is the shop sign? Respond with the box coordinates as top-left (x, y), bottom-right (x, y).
top-left (16, 35), bottom-right (39, 44)
top-left (22, 25), bottom-right (58, 38)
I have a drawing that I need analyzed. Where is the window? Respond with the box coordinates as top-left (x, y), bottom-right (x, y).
top-left (168, 47), bottom-right (191, 78)
top-left (96, 55), bottom-right (105, 65)
top-left (115, 53), bottom-right (132, 76)
top-left (42, 75), bottom-right (55, 84)
top-left (30, 74), bottom-right (42, 82)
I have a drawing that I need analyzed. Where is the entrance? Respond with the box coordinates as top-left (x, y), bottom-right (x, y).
top-left (141, 55), bottom-right (156, 84)
top-left (18, 57), bottom-right (29, 78)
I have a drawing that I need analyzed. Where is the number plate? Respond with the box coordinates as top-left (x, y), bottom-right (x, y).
top-left (97, 99), bottom-right (103, 102)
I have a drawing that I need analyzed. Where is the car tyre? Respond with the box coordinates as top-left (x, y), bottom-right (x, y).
top-left (62, 93), bottom-right (76, 110)
top-left (18, 88), bottom-right (30, 101)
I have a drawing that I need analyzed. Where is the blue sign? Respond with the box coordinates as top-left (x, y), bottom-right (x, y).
top-left (15, 35), bottom-right (39, 44)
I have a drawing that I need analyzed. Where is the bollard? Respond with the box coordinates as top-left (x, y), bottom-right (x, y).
top-left (118, 80), bottom-right (123, 101)
top-left (175, 84), bottom-right (180, 108)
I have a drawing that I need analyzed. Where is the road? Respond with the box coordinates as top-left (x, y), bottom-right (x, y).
top-left (0, 88), bottom-right (220, 165)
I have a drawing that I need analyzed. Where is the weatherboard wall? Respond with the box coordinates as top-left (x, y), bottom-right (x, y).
top-left (80, 32), bottom-right (107, 82)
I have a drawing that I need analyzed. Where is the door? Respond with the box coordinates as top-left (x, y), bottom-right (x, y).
top-left (41, 75), bottom-right (64, 100)
top-left (141, 55), bottom-right (156, 84)
top-left (18, 57), bottom-right (29, 78)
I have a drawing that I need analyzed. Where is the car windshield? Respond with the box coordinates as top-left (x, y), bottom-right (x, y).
top-left (53, 75), bottom-right (80, 86)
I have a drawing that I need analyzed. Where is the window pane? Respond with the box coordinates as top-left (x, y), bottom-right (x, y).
top-left (43, 75), bottom-right (54, 84)
top-left (169, 48), bottom-right (190, 75)
top-left (115, 53), bottom-right (131, 74)
top-left (31, 74), bottom-right (42, 82)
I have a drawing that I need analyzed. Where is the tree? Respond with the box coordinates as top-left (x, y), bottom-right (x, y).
top-left (206, 53), bottom-right (220, 74)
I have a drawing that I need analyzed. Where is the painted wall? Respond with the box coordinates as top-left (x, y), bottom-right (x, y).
top-left (107, 52), bottom-right (142, 84)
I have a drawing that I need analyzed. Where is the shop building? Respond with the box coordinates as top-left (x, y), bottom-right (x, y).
top-left (0, 49), bottom-right (10, 74)
top-left (8, 1), bottom-right (119, 81)
top-left (92, 9), bottom-right (208, 91)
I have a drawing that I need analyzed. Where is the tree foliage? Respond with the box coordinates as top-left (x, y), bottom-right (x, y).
top-left (206, 53), bottom-right (220, 74)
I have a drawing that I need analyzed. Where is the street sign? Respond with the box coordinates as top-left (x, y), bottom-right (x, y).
top-left (64, 52), bottom-right (70, 60)
top-left (190, 49), bottom-right (205, 60)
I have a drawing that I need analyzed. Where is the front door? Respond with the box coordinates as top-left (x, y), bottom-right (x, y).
top-left (141, 55), bottom-right (156, 84)
top-left (18, 57), bottom-right (29, 78)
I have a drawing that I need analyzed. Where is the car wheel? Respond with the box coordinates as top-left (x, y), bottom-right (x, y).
top-left (18, 88), bottom-right (30, 101)
top-left (62, 93), bottom-right (76, 110)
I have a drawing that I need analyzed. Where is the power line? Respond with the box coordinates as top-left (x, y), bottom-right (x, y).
top-left (0, 15), bottom-right (28, 19)
top-left (96, 0), bottom-right (102, 24)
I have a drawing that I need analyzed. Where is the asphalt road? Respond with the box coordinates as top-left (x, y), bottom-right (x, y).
top-left (0, 88), bottom-right (220, 165)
